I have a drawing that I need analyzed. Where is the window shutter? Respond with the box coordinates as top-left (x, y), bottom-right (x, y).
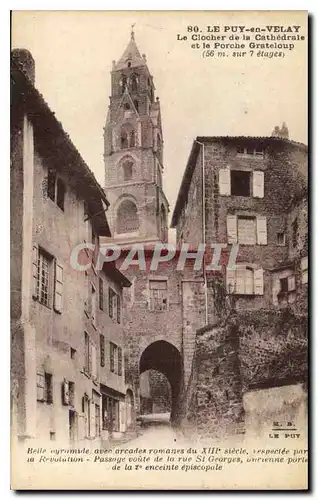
top-left (256, 216), bottom-right (267, 245)
top-left (253, 171), bottom-right (264, 198)
top-left (88, 340), bottom-right (92, 375)
top-left (54, 260), bottom-right (63, 312)
top-left (288, 275), bottom-right (296, 291)
top-left (109, 289), bottom-right (113, 319)
top-left (62, 380), bottom-right (69, 405)
top-left (117, 294), bottom-right (121, 324)
top-left (219, 168), bottom-right (231, 196)
top-left (100, 334), bottom-right (105, 367)
top-left (32, 244), bottom-right (39, 299)
top-left (90, 400), bottom-right (95, 438)
top-left (254, 268), bottom-right (264, 295)
top-left (91, 343), bottom-right (97, 379)
top-left (227, 215), bottom-right (237, 243)
top-left (118, 347), bottom-right (122, 376)
top-left (226, 268), bottom-right (236, 294)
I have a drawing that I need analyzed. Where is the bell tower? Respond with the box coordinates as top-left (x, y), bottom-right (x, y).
top-left (104, 28), bottom-right (169, 246)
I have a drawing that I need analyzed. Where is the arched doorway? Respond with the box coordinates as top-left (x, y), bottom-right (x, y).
top-left (139, 340), bottom-right (182, 424)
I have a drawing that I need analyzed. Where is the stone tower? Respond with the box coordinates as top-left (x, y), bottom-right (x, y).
top-left (104, 29), bottom-right (169, 247)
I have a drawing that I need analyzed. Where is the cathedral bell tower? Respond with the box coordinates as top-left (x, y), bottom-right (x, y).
top-left (104, 28), bottom-right (169, 247)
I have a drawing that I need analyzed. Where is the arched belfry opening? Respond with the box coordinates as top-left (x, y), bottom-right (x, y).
top-left (139, 341), bottom-right (182, 424)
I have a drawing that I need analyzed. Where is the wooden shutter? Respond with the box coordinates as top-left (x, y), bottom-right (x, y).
top-left (110, 342), bottom-right (115, 373)
top-left (90, 400), bottom-right (95, 438)
top-left (118, 347), bottom-right (122, 376)
top-left (109, 289), bottom-right (113, 319)
top-left (227, 215), bottom-right (237, 243)
top-left (62, 380), bottom-right (69, 405)
top-left (88, 339), bottom-right (92, 375)
top-left (100, 334), bottom-right (105, 367)
top-left (117, 294), bottom-right (121, 324)
top-left (252, 171), bottom-right (264, 198)
top-left (219, 168), bottom-right (231, 196)
top-left (226, 268), bottom-right (236, 294)
top-left (254, 268), bottom-right (264, 295)
top-left (54, 260), bottom-right (63, 312)
top-left (91, 343), bottom-right (97, 379)
top-left (99, 277), bottom-right (104, 310)
top-left (256, 216), bottom-right (267, 245)
top-left (288, 275), bottom-right (296, 291)
top-left (32, 244), bottom-right (39, 299)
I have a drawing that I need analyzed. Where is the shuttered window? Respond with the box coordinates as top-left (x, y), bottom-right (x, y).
top-left (226, 266), bottom-right (264, 295)
top-left (238, 217), bottom-right (256, 245)
top-left (227, 215), bottom-right (267, 245)
top-left (99, 277), bottom-right (104, 310)
top-left (149, 280), bottom-right (168, 311)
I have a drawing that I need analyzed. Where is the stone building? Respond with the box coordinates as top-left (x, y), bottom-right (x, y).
top-left (171, 135), bottom-right (308, 318)
top-left (11, 49), bottom-right (132, 448)
top-left (171, 135), bottom-right (308, 439)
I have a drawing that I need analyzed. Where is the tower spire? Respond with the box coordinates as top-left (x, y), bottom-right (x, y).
top-left (131, 23), bottom-right (135, 40)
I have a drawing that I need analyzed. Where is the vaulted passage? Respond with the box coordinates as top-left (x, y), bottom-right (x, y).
top-left (139, 341), bottom-right (182, 424)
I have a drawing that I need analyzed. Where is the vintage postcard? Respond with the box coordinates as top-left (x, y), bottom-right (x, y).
top-left (10, 10), bottom-right (308, 490)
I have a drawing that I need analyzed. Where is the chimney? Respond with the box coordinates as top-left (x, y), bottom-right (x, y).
top-left (11, 48), bottom-right (35, 84)
top-left (271, 122), bottom-right (289, 139)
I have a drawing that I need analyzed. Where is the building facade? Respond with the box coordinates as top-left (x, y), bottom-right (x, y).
top-left (11, 49), bottom-right (131, 449)
top-left (171, 134), bottom-right (308, 319)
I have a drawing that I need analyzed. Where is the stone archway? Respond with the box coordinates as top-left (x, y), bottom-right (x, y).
top-left (139, 340), bottom-right (182, 424)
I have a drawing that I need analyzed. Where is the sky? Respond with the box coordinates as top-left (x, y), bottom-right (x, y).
top-left (11, 11), bottom-right (307, 223)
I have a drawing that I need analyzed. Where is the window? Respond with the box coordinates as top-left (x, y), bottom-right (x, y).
top-left (219, 168), bottom-right (264, 198)
top-left (301, 257), bottom-right (308, 284)
top-left (280, 277), bottom-right (289, 293)
top-left (118, 347), bottom-right (123, 376)
top-left (83, 394), bottom-right (90, 437)
top-left (84, 332), bottom-right (90, 373)
top-left (120, 75), bottom-right (127, 94)
top-left (37, 372), bottom-right (53, 403)
top-left (110, 342), bottom-right (117, 373)
top-left (133, 100), bottom-right (139, 112)
top-left (130, 74), bottom-right (138, 92)
top-left (226, 266), bottom-right (264, 295)
top-left (47, 170), bottom-right (65, 211)
top-left (237, 147), bottom-right (264, 158)
top-left (70, 347), bottom-right (76, 359)
top-left (116, 200), bottom-right (139, 234)
top-left (237, 217), bottom-right (256, 245)
top-left (95, 404), bottom-right (101, 437)
top-left (99, 277), bottom-right (104, 310)
top-left (292, 218), bottom-right (298, 248)
top-left (124, 102), bottom-right (130, 110)
top-left (100, 334), bottom-right (105, 367)
top-left (50, 432), bottom-right (56, 441)
top-left (109, 288), bottom-right (120, 323)
top-left (33, 248), bottom-right (51, 307)
top-left (68, 381), bottom-right (75, 406)
top-left (91, 284), bottom-right (96, 327)
top-left (230, 170), bottom-right (251, 197)
top-left (227, 215), bottom-right (267, 245)
top-left (120, 125), bottom-right (136, 149)
top-left (123, 161), bottom-right (133, 181)
top-left (277, 232), bottom-right (286, 246)
top-left (149, 280), bottom-right (168, 311)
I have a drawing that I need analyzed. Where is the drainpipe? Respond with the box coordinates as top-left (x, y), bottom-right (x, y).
top-left (195, 140), bottom-right (208, 325)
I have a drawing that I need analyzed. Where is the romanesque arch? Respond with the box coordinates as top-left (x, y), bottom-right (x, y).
top-left (139, 340), bottom-right (182, 423)
top-left (116, 198), bottom-right (139, 234)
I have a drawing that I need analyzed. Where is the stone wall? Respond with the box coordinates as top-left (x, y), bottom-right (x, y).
top-left (181, 308), bottom-right (308, 439)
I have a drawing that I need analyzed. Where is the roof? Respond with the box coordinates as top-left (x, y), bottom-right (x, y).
top-left (171, 135), bottom-right (308, 228)
top-left (113, 31), bottom-right (147, 71)
top-left (11, 54), bottom-right (111, 237)
top-left (103, 262), bottom-right (131, 288)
